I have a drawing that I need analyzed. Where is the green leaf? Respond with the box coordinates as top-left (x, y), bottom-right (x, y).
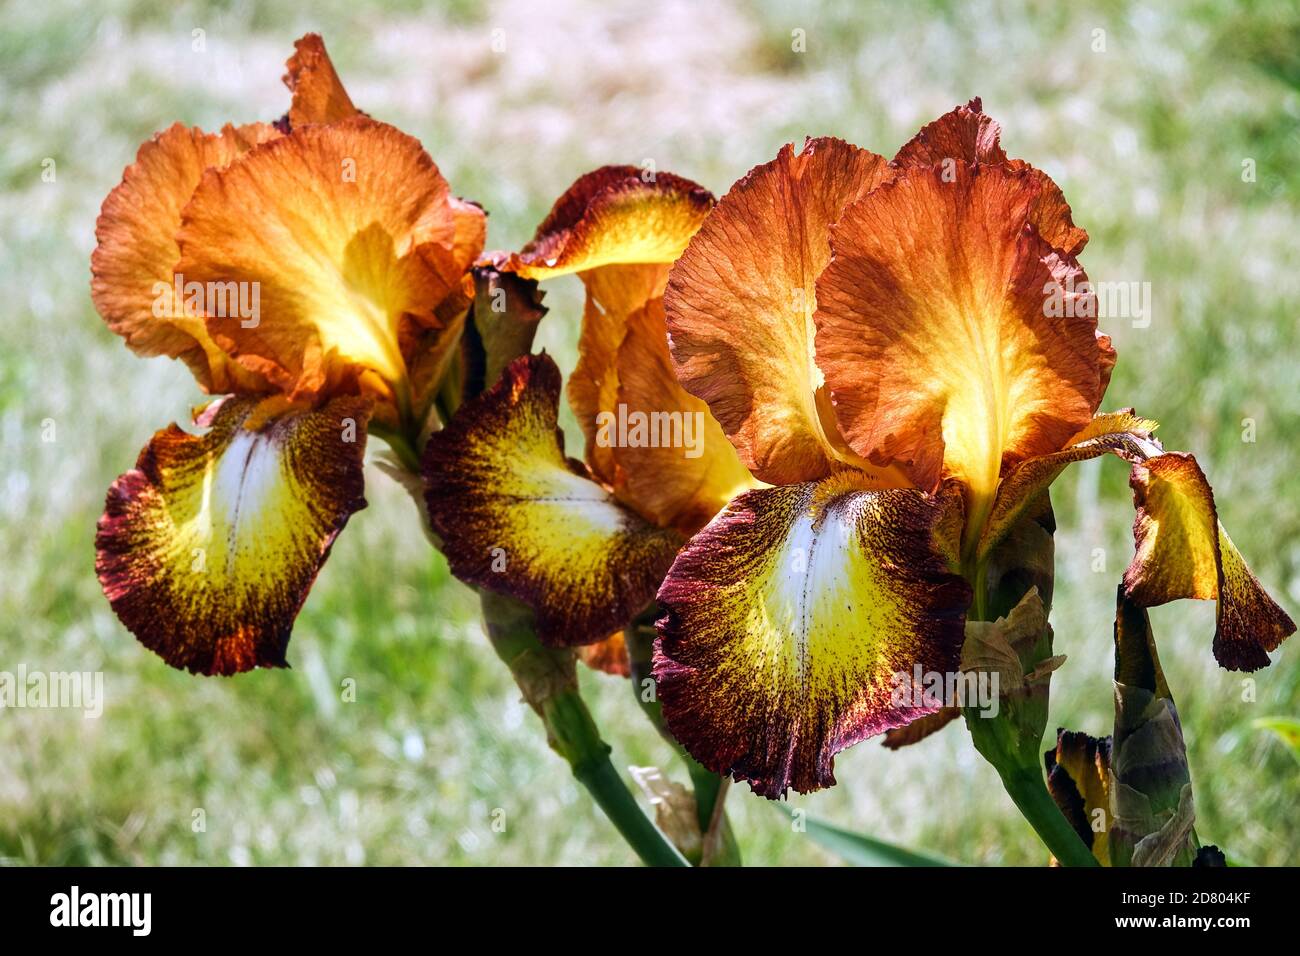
top-left (1252, 716), bottom-right (1300, 761)
top-left (775, 805), bottom-right (960, 866)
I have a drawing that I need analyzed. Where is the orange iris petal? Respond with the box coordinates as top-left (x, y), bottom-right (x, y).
top-left (665, 137), bottom-right (895, 485)
top-left (174, 116), bottom-right (476, 424)
top-left (814, 162), bottom-right (1106, 549)
top-left (91, 122), bottom-right (281, 394)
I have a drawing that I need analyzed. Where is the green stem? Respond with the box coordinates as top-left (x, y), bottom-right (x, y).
top-left (999, 766), bottom-right (1100, 867)
top-left (370, 424), bottom-right (421, 473)
top-left (553, 697), bottom-right (696, 868)
top-left (480, 593), bottom-right (687, 867)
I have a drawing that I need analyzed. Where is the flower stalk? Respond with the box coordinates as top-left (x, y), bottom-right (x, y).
top-left (479, 592), bottom-right (688, 867)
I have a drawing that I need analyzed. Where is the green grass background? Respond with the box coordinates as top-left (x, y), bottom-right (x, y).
top-left (1, 0), bottom-right (1297, 865)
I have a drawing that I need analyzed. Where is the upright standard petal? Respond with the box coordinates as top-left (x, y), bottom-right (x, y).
top-left (91, 122), bottom-right (280, 394)
top-left (282, 33), bottom-right (359, 129)
top-left (665, 138), bottom-right (897, 486)
top-left (96, 395), bottom-right (370, 675)
top-left (893, 98), bottom-right (1090, 257)
top-left (423, 353), bottom-right (682, 646)
top-left (176, 117), bottom-right (474, 423)
top-left (654, 476), bottom-right (971, 797)
top-left (610, 299), bottom-right (754, 534)
top-left (815, 162), bottom-right (1106, 546)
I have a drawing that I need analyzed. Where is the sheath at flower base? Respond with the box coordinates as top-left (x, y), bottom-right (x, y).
top-left (422, 167), bottom-right (754, 673)
top-left (653, 100), bottom-right (1294, 798)
top-left (92, 35), bottom-right (484, 675)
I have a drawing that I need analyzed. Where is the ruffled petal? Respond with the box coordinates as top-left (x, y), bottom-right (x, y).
top-left (568, 263), bottom-right (668, 487)
top-left (91, 121), bottom-right (281, 393)
top-left (665, 138), bottom-right (899, 485)
top-left (96, 395), bottom-right (370, 675)
top-left (815, 162), bottom-right (1107, 546)
top-left (893, 98), bottom-right (1089, 257)
top-left (654, 476), bottom-right (971, 797)
top-left (282, 33), bottom-right (359, 129)
top-left (175, 116), bottom-right (475, 424)
top-left (497, 166), bottom-right (713, 281)
top-left (423, 353), bottom-right (682, 646)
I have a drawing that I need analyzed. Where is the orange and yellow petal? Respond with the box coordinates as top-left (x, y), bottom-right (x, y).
top-left (653, 475), bottom-right (971, 797)
top-left (984, 412), bottom-right (1293, 671)
top-left (1126, 453), bottom-right (1295, 671)
top-left (814, 162), bottom-right (1106, 546)
top-left (568, 263), bottom-right (669, 488)
top-left (665, 138), bottom-right (895, 486)
top-left (609, 299), bottom-right (755, 535)
top-left (175, 116), bottom-right (473, 414)
top-left (95, 395), bottom-right (370, 675)
top-left (497, 166), bottom-right (713, 281)
top-left (893, 98), bottom-right (1089, 257)
top-left (423, 353), bottom-right (682, 646)
top-left (462, 265), bottom-right (548, 396)
top-left (91, 121), bottom-right (280, 394)
top-left (282, 33), bottom-right (359, 129)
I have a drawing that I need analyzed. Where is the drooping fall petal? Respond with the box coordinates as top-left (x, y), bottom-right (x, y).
top-left (96, 395), bottom-right (370, 675)
top-left (91, 121), bottom-right (280, 394)
top-left (983, 412), bottom-right (1293, 671)
top-left (423, 353), bottom-right (682, 646)
top-left (665, 138), bottom-right (898, 486)
top-left (654, 476), bottom-right (971, 797)
top-left (1126, 454), bottom-right (1294, 671)
top-left (814, 162), bottom-right (1106, 545)
top-left (282, 33), bottom-right (360, 129)
top-left (176, 116), bottom-right (476, 423)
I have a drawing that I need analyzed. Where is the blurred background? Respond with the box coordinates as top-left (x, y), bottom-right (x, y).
top-left (1, 0), bottom-right (1297, 865)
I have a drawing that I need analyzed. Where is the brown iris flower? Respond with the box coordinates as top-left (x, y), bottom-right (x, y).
top-left (425, 100), bottom-right (1293, 800)
top-left (651, 100), bottom-right (1293, 796)
top-left (91, 35), bottom-right (483, 675)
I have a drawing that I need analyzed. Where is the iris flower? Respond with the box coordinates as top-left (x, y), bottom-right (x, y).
top-left (650, 100), bottom-right (1294, 796)
top-left (423, 166), bottom-right (755, 674)
top-left (91, 35), bottom-right (484, 674)
top-left (427, 100), bottom-right (1293, 801)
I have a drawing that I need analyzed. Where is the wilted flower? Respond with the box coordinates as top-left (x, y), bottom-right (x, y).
top-left (91, 35), bottom-right (484, 674)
